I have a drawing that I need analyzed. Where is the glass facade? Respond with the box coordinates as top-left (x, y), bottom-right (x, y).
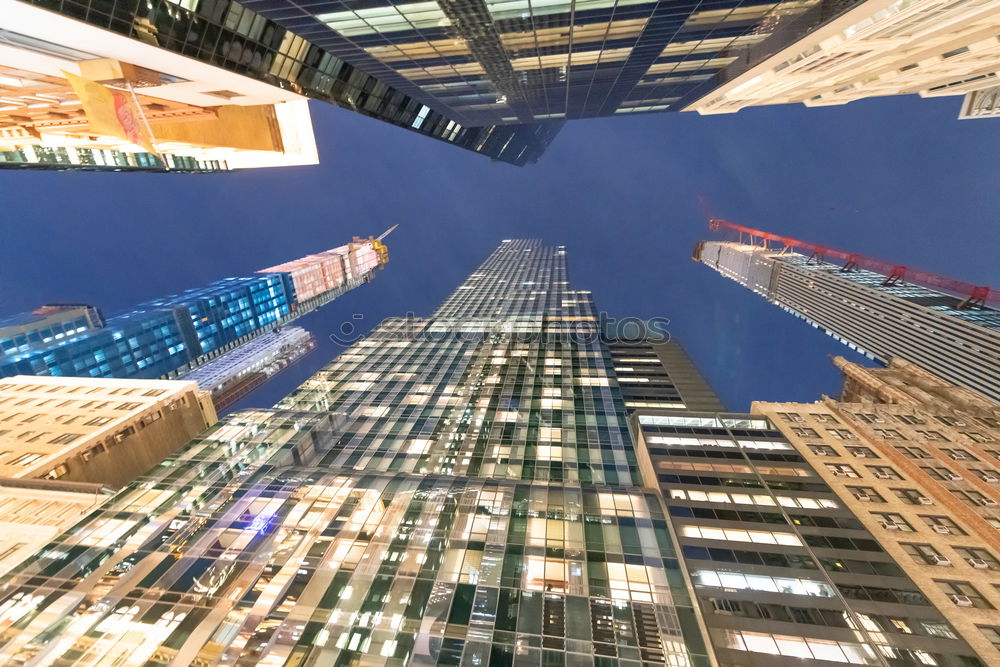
top-left (635, 409), bottom-right (986, 666)
top-left (17, 0), bottom-right (560, 165)
top-left (0, 239), bottom-right (712, 665)
top-left (237, 0), bottom-right (862, 125)
top-left (0, 145), bottom-right (225, 172)
top-left (1, 240), bottom-right (992, 664)
top-left (146, 274), bottom-right (295, 357)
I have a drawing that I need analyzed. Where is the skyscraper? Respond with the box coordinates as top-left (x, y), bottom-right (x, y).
top-left (0, 239), bottom-right (713, 665)
top-left (1, 0), bottom-right (319, 172)
top-left (0, 236), bottom-right (388, 408)
top-left (606, 331), bottom-right (725, 412)
top-left (694, 223), bottom-right (1000, 403)
top-left (631, 408), bottom-right (985, 666)
top-left (177, 326), bottom-right (317, 411)
top-left (237, 0), bottom-right (836, 124)
top-left (754, 356), bottom-right (1000, 664)
top-left (611, 329), bottom-right (986, 665)
top-left (0, 375), bottom-right (216, 575)
top-left (684, 0), bottom-right (1000, 118)
top-left (2, 0), bottom-right (558, 167)
top-left (0, 239), bottom-right (992, 665)
top-left (236, 0), bottom-right (1000, 126)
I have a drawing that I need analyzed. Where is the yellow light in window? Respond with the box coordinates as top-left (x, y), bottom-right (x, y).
top-left (407, 439), bottom-right (432, 455)
top-left (539, 427), bottom-right (562, 442)
top-left (537, 445), bottom-right (563, 461)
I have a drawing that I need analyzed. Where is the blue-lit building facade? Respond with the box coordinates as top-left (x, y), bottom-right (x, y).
top-left (0, 277), bottom-right (293, 381)
top-left (0, 241), bottom-right (386, 383)
top-left (236, 0), bottom-right (863, 125)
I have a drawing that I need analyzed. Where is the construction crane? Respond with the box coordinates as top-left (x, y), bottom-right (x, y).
top-left (705, 218), bottom-right (997, 310)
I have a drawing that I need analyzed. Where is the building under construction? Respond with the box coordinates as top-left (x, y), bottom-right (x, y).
top-left (1, 234), bottom-right (391, 409)
top-left (695, 219), bottom-right (1000, 402)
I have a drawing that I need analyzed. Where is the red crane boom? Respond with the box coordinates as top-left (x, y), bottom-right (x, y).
top-left (708, 218), bottom-right (997, 309)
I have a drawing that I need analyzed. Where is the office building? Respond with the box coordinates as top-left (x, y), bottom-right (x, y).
top-left (239, 0), bottom-right (1000, 126)
top-left (608, 334), bottom-right (725, 412)
top-left (0, 478), bottom-right (113, 578)
top-left (238, 0), bottom-right (833, 125)
top-left (685, 0), bottom-right (1000, 118)
top-left (177, 326), bottom-right (316, 411)
top-left (0, 236), bottom-right (388, 409)
top-left (0, 375), bottom-right (217, 487)
top-left (613, 330), bottom-right (985, 665)
top-left (694, 230), bottom-right (1000, 402)
top-left (2, 0), bottom-right (558, 167)
top-left (0, 239), bottom-right (992, 665)
top-left (631, 409), bottom-right (983, 666)
top-left (0, 375), bottom-right (215, 575)
top-left (0, 239), bottom-right (713, 665)
top-left (1, 0), bottom-right (321, 172)
top-left (754, 355), bottom-right (1000, 664)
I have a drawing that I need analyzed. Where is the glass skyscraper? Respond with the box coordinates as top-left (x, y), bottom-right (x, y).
top-left (0, 239), bottom-right (711, 665)
top-left (7, 0), bottom-right (560, 166)
top-left (7, 0), bottom-right (897, 168)
top-left (0, 239), bottom-right (990, 665)
top-left (236, 0), bottom-right (862, 124)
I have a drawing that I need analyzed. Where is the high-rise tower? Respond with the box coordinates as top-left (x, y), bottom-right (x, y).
top-left (0, 239), bottom-right (714, 665)
top-left (755, 356), bottom-right (1000, 664)
top-left (0, 0), bottom-right (559, 168)
top-left (695, 221), bottom-right (1000, 403)
top-left (0, 240), bottom-right (990, 665)
top-left (684, 0), bottom-right (1000, 118)
top-left (238, 0), bottom-right (1000, 125)
top-left (0, 236), bottom-right (389, 408)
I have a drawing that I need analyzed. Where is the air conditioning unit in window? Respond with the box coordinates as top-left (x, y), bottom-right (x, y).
top-left (919, 497), bottom-right (934, 505)
top-left (933, 525), bottom-right (953, 535)
top-left (832, 471), bottom-right (848, 477)
top-left (981, 499), bottom-right (998, 506)
top-left (712, 609), bottom-right (734, 616)
top-left (983, 475), bottom-right (1000, 483)
top-left (881, 521), bottom-right (900, 531)
top-left (951, 595), bottom-right (974, 607)
top-left (874, 472), bottom-right (892, 480)
top-left (856, 493), bottom-right (872, 502)
top-left (930, 556), bottom-right (951, 567)
top-left (968, 558), bottom-right (990, 569)
top-left (948, 474), bottom-right (963, 481)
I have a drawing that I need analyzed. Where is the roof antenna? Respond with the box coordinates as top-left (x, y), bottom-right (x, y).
top-left (377, 224), bottom-right (399, 241)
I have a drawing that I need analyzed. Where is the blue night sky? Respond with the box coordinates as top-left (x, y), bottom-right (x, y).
top-left (1, 94), bottom-right (998, 413)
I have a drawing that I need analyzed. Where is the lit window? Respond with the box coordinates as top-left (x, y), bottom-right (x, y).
top-left (317, 2), bottom-right (451, 37)
top-left (693, 570), bottom-right (834, 597)
top-left (681, 525), bottom-right (801, 546)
